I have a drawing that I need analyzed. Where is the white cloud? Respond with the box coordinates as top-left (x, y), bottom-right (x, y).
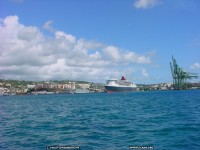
top-left (55, 31), bottom-right (76, 43)
top-left (134, 0), bottom-right (161, 9)
top-left (191, 63), bottom-right (200, 70)
top-left (43, 20), bottom-right (55, 32)
top-left (103, 46), bottom-right (120, 60)
top-left (0, 15), bottom-right (153, 82)
top-left (124, 52), bottom-right (151, 64)
top-left (103, 46), bottom-right (151, 64)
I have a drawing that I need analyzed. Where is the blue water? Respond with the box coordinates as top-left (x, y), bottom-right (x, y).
top-left (0, 90), bottom-right (200, 150)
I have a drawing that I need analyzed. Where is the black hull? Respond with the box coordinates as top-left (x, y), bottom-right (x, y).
top-left (105, 85), bottom-right (137, 92)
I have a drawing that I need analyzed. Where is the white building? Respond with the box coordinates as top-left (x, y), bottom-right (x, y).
top-left (27, 84), bottom-right (36, 89)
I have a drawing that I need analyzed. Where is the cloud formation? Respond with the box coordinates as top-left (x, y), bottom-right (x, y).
top-left (134, 0), bottom-right (161, 9)
top-left (191, 63), bottom-right (200, 70)
top-left (0, 15), bottom-right (152, 82)
top-left (43, 20), bottom-right (55, 32)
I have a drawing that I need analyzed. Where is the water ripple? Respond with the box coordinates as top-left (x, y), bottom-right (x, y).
top-left (0, 90), bottom-right (200, 149)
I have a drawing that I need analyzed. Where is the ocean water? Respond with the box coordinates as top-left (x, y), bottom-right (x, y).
top-left (0, 90), bottom-right (200, 150)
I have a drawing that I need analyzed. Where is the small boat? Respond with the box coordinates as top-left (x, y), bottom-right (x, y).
top-left (105, 76), bottom-right (137, 92)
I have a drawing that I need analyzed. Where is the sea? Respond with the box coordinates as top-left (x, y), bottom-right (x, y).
top-left (0, 90), bottom-right (200, 150)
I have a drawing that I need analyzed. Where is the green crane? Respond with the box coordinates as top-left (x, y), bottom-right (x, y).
top-left (170, 56), bottom-right (198, 90)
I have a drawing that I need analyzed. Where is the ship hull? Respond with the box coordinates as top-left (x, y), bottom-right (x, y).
top-left (105, 85), bottom-right (137, 92)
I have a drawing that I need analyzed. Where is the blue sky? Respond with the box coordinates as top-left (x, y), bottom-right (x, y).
top-left (0, 0), bottom-right (199, 83)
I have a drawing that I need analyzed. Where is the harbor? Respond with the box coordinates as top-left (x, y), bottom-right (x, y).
top-left (1, 79), bottom-right (200, 96)
top-left (1, 56), bottom-right (199, 96)
top-left (1, 0), bottom-right (200, 149)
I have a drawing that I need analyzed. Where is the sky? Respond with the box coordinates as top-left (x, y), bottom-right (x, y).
top-left (0, 0), bottom-right (200, 84)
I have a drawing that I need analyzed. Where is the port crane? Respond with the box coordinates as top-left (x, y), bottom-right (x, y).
top-left (170, 56), bottom-right (198, 90)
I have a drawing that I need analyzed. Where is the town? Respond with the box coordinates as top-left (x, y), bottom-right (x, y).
top-left (0, 79), bottom-right (199, 96)
top-left (0, 79), bottom-right (105, 95)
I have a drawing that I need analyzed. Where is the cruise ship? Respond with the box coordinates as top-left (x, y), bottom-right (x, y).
top-left (105, 76), bottom-right (137, 92)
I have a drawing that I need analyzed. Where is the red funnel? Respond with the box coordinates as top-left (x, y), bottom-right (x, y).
top-left (121, 76), bottom-right (126, 80)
